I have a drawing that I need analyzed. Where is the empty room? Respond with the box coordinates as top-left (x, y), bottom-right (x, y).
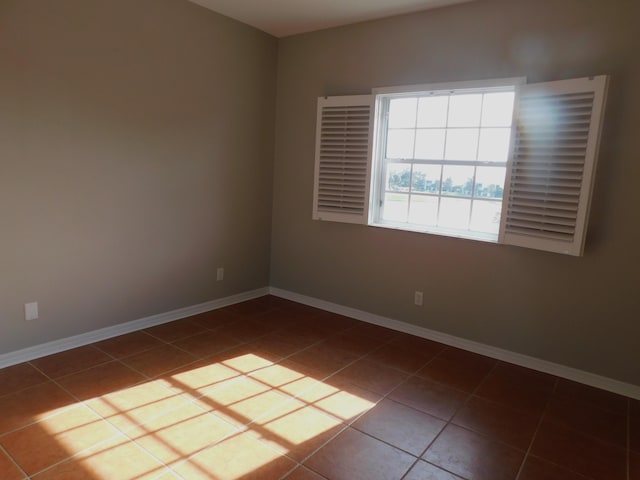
top-left (1, 0), bottom-right (638, 479)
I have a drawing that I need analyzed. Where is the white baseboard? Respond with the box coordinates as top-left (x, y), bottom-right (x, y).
top-left (0, 287), bottom-right (269, 369)
top-left (3, 285), bottom-right (638, 401)
top-left (269, 287), bottom-right (640, 401)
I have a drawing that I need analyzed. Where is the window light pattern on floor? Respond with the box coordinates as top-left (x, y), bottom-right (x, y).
top-left (0, 295), bottom-right (637, 479)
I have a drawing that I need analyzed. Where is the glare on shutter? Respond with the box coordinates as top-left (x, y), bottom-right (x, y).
top-left (312, 95), bottom-right (374, 224)
top-left (500, 76), bottom-right (608, 256)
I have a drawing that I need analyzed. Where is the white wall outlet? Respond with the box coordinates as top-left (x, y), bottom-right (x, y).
top-left (25, 302), bottom-right (39, 321)
top-left (414, 291), bottom-right (423, 306)
top-left (216, 267), bottom-right (224, 281)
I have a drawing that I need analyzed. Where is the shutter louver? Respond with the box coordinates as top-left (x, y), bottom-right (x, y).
top-left (313, 95), bottom-right (374, 224)
top-left (500, 76), bottom-right (608, 256)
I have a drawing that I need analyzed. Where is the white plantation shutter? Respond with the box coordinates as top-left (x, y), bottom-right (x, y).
top-left (313, 95), bottom-right (374, 224)
top-left (500, 76), bottom-right (608, 256)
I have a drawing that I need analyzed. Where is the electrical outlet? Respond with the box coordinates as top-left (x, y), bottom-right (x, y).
top-left (25, 302), bottom-right (39, 321)
top-left (414, 291), bottom-right (423, 306)
top-left (216, 267), bottom-right (224, 281)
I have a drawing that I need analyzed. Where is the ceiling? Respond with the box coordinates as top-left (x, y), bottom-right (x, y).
top-left (187, 0), bottom-right (474, 38)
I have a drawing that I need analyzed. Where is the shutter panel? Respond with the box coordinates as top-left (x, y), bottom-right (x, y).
top-left (499, 76), bottom-right (608, 256)
top-left (313, 95), bottom-right (374, 224)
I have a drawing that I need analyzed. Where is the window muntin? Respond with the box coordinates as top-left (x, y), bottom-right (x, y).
top-left (373, 84), bottom-right (516, 241)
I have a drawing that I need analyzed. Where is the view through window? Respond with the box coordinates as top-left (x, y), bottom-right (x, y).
top-left (373, 82), bottom-right (518, 241)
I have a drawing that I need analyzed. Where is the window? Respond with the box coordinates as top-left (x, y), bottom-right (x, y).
top-left (313, 76), bottom-right (608, 256)
top-left (371, 79), bottom-right (521, 241)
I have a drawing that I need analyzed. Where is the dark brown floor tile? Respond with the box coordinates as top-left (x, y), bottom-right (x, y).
top-left (631, 451), bottom-right (640, 480)
top-left (1, 405), bottom-right (118, 475)
top-left (223, 316), bottom-right (280, 341)
top-left (388, 333), bottom-right (447, 354)
top-left (283, 322), bottom-right (333, 344)
top-left (229, 297), bottom-right (280, 315)
top-left (519, 455), bottom-right (593, 480)
top-left (284, 466), bottom-right (327, 480)
top-left (175, 431), bottom-right (296, 479)
top-left (403, 460), bottom-right (464, 480)
top-left (353, 398), bottom-right (445, 456)
top-left (144, 318), bottom-right (206, 343)
top-left (323, 331), bottom-right (384, 355)
top-left (417, 348), bottom-right (496, 393)
top-left (0, 363), bottom-right (48, 397)
top-left (366, 343), bottom-right (437, 373)
top-left (388, 376), bottom-right (467, 421)
top-left (333, 358), bottom-right (408, 395)
top-left (259, 294), bottom-right (302, 310)
top-left (437, 347), bottom-right (495, 365)
top-left (452, 395), bottom-right (540, 450)
top-left (0, 382), bottom-right (76, 435)
top-left (94, 331), bottom-right (164, 359)
top-left (630, 399), bottom-right (640, 453)
top-left (29, 346), bottom-right (112, 379)
top-left (249, 330), bottom-right (315, 358)
top-left (530, 420), bottom-right (626, 480)
top-left (305, 312), bottom-right (360, 336)
top-left (188, 308), bottom-right (241, 329)
top-left (348, 322), bottom-right (400, 342)
top-left (57, 361), bottom-right (145, 401)
top-left (304, 427), bottom-right (416, 480)
top-left (287, 342), bottom-right (359, 377)
top-left (475, 362), bottom-right (555, 415)
top-left (251, 309), bottom-right (304, 330)
top-left (0, 447), bottom-right (26, 480)
top-left (278, 301), bottom-right (326, 317)
top-left (172, 330), bottom-right (241, 358)
top-left (119, 343), bottom-right (198, 378)
top-left (423, 424), bottom-right (524, 480)
top-left (554, 379), bottom-right (628, 414)
top-left (544, 395), bottom-right (627, 448)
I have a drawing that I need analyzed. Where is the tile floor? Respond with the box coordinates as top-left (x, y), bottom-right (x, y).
top-left (0, 295), bottom-right (637, 480)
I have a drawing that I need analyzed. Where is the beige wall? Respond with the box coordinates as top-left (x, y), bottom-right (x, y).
top-left (271, 0), bottom-right (640, 384)
top-left (0, 0), bottom-right (277, 352)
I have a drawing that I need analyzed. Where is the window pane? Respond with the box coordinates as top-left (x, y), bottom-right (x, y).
top-left (411, 164), bottom-right (442, 194)
top-left (386, 163), bottom-right (411, 192)
top-left (470, 200), bottom-right (502, 234)
top-left (477, 128), bottom-right (512, 162)
top-left (481, 92), bottom-right (515, 127)
top-left (438, 197), bottom-right (471, 230)
top-left (388, 98), bottom-right (417, 128)
top-left (414, 129), bottom-right (446, 160)
top-left (409, 195), bottom-right (438, 226)
top-left (444, 128), bottom-right (479, 161)
top-left (417, 96), bottom-right (449, 127)
top-left (386, 129), bottom-right (415, 159)
top-left (441, 165), bottom-right (474, 197)
top-left (447, 94), bottom-right (482, 127)
top-left (382, 193), bottom-right (409, 222)
top-left (475, 166), bottom-right (506, 199)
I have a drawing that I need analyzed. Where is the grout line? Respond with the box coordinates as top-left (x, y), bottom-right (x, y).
top-left (0, 443), bottom-right (29, 480)
top-left (628, 397), bottom-right (631, 480)
top-left (513, 375), bottom-right (559, 480)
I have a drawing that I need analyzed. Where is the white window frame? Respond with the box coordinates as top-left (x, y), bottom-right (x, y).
top-left (312, 75), bottom-right (609, 256)
top-left (370, 77), bottom-right (525, 242)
